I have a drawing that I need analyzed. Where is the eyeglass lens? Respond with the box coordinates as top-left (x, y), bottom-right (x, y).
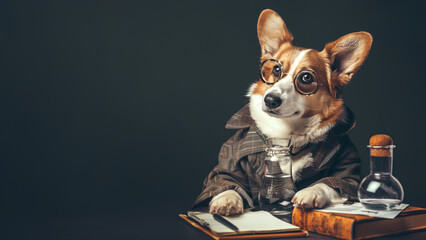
top-left (260, 60), bottom-right (282, 84)
top-left (294, 72), bottom-right (319, 95)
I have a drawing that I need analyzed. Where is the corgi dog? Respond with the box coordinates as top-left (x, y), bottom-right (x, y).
top-left (209, 9), bottom-right (372, 215)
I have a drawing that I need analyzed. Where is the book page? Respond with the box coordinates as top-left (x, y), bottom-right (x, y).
top-left (194, 211), bottom-right (299, 234)
top-left (317, 202), bottom-right (409, 219)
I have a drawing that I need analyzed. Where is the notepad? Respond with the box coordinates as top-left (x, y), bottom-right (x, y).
top-left (189, 211), bottom-right (300, 235)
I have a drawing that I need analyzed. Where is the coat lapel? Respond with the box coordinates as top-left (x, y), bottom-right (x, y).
top-left (234, 126), bottom-right (267, 161)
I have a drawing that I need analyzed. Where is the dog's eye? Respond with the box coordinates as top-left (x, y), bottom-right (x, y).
top-left (259, 59), bottom-right (283, 84)
top-left (299, 73), bottom-right (314, 84)
top-left (272, 65), bottom-right (281, 78)
top-left (295, 71), bottom-right (321, 95)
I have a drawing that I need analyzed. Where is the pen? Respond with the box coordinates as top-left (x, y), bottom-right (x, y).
top-left (213, 213), bottom-right (239, 232)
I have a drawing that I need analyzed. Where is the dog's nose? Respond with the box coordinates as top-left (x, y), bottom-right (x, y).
top-left (264, 94), bottom-right (282, 109)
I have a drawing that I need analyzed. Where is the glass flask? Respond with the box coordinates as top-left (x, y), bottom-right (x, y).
top-left (258, 138), bottom-right (296, 216)
top-left (358, 142), bottom-right (404, 210)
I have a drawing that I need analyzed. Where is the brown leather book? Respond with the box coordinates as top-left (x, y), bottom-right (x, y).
top-left (179, 214), bottom-right (308, 240)
top-left (292, 206), bottom-right (426, 240)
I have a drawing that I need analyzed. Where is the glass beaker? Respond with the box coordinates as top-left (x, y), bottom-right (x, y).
top-left (358, 144), bottom-right (404, 210)
top-left (258, 138), bottom-right (296, 216)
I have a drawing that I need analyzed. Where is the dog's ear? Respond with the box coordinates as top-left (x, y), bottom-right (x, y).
top-left (257, 9), bottom-right (293, 57)
top-left (322, 32), bottom-right (373, 88)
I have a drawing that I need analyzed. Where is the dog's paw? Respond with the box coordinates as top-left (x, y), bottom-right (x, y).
top-left (209, 190), bottom-right (244, 216)
top-left (291, 183), bottom-right (345, 209)
top-left (292, 186), bottom-right (328, 209)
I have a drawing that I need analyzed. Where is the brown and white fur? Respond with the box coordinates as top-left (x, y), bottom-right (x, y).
top-left (210, 9), bottom-right (372, 216)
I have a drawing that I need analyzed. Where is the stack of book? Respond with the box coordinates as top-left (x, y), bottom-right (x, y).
top-left (292, 205), bottom-right (426, 240)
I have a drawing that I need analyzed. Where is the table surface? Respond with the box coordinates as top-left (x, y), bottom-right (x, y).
top-left (5, 205), bottom-right (426, 240)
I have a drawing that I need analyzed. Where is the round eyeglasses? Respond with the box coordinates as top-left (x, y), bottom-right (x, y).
top-left (259, 59), bottom-right (325, 96)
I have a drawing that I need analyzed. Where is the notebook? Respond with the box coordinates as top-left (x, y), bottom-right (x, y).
top-left (187, 210), bottom-right (300, 236)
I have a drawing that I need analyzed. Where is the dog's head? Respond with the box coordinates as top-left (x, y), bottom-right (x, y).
top-left (249, 9), bottom-right (372, 129)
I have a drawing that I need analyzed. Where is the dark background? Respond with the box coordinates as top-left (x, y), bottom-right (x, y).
top-left (1, 1), bottom-right (425, 239)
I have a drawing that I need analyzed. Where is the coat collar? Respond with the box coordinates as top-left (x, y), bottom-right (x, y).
top-left (225, 104), bottom-right (356, 137)
top-left (225, 104), bottom-right (254, 129)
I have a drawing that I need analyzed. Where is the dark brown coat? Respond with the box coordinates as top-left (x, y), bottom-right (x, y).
top-left (193, 104), bottom-right (361, 208)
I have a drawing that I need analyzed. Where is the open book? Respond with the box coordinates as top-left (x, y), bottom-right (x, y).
top-left (187, 210), bottom-right (300, 236)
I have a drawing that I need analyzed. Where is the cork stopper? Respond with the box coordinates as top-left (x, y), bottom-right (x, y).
top-left (369, 134), bottom-right (393, 157)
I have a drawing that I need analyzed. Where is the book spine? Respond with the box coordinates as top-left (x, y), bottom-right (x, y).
top-left (292, 208), bottom-right (355, 240)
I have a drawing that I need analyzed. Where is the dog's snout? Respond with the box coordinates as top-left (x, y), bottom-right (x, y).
top-left (264, 94), bottom-right (282, 109)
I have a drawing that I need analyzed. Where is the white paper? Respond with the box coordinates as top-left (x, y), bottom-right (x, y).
top-left (193, 211), bottom-right (299, 234)
top-left (316, 202), bottom-right (409, 219)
